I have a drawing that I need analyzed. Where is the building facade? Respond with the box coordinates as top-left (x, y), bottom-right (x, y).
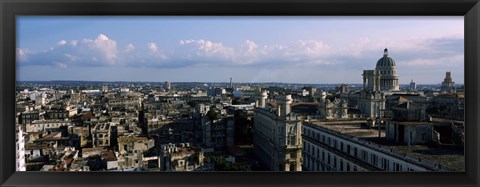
top-left (302, 121), bottom-right (445, 172)
top-left (253, 94), bottom-right (302, 171)
top-left (440, 72), bottom-right (456, 93)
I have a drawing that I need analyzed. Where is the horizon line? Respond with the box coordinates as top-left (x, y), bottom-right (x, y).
top-left (16, 80), bottom-right (464, 85)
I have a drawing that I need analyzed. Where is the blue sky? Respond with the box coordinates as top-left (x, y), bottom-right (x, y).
top-left (17, 16), bottom-right (464, 84)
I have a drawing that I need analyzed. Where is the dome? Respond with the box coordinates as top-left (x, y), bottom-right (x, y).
top-left (376, 48), bottom-right (396, 67)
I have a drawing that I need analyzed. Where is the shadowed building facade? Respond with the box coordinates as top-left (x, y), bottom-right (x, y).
top-left (253, 93), bottom-right (302, 171)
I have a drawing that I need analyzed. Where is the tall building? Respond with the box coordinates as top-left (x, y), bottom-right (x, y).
top-left (357, 48), bottom-right (398, 118)
top-left (440, 72), bottom-right (456, 93)
top-left (16, 125), bottom-right (26, 171)
top-left (164, 81), bottom-right (171, 91)
top-left (409, 80), bottom-right (416, 91)
top-left (253, 94), bottom-right (302, 171)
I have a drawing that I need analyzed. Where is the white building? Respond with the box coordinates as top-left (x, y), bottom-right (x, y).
top-left (356, 48), bottom-right (400, 118)
top-left (302, 121), bottom-right (445, 172)
top-left (363, 48), bottom-right (400, 92)
top-left (16, 125), bottom-right (26, 171)
top-left (26, 120), bottom-right (71, 132)
top-left (318, 92), bottom-right (349, 119)
top-left (253, 93), bottom-right (302, 171)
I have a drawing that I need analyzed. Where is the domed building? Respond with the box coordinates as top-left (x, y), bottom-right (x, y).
top-left (357, 48), bottom-right (401, 118)
top-left (363, 48), bottom-right (400, 91)
top-left (375, 48), bottom-right (400, 91)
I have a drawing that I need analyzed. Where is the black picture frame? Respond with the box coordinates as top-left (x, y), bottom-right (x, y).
top-left (1, 0), bottom-right (479, 186)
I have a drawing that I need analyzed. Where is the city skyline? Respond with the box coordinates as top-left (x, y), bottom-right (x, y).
top-left (17, 16), bottom-right (464, 84)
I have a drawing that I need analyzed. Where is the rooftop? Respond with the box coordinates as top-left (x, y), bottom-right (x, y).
top-left (305, 120), bottom-right (464, 171)
top-left (307, 120), bottom-right (385, 138)
top-left (368, 138), bottom-right (464, 172)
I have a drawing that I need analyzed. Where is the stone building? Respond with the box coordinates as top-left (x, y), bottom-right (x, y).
top-left (160, 143), bottom-right (211, 171)
top-left (92, 122), bottom-right (117, 148)
top-left (253, 94), bottom-right (302, 171)
top-left (116, 136), bottom-right (160, 171)
top-left (440, 71), bottom-right (456, 93)
top-left (356, 48), bottom-right (401, 118)
top-left (317, 92), bottom-right (349, 119)
top-left (302, 120), bottom-right (448, 172)
top-left (363, 48), bottom-right (400, 92)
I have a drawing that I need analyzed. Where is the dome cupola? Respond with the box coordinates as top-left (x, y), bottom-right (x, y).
top-left (376, 48), bottom-right (396, 67)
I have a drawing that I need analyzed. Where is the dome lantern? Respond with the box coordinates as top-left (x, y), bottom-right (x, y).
top-left (376, 48), bottom-right (396, 67)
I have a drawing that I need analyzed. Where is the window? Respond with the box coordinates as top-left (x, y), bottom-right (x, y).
top-left (394, 163), bottom-right (402, 171)
top-left (382, 159), bottom-right (389, 171)
top-left (371, 154), bottom-right (377, 166)
top-left (333, 156), bottom-right (337, 168)
top-left (347, 144), bottom-right (350, 154)
top-left (362, 150), bottom-right (367, 161)
top-left (340, 142), bottom-right (344, 151)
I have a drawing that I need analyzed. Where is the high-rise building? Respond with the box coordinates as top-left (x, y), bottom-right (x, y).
top-left (164, 81), bottom-right (171, 91)
top-left (440, 72), bottom-right (456, 93)
top-left (409, 80), bottom-right (416, 91)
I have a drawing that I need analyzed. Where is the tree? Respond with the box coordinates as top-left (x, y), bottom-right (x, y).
top-left (207, 109), bottom-right (220, 121)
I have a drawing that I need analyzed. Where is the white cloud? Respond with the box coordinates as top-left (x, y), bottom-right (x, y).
top-left (148, 42), bottom-right (158, 53)
top-left (16, 48), bottom-right (29, 61)
top-left (55, 62), bottom-right (67, 69)
top-left (179, 39), bottom-right (234, 59)
top-left (57, 40), bottom-right (67, 46)
top-left (17, 34), bottom-right (463, 77)
top-left (125, 43), bottom-right (135, 52)
top-left (243, 40), bottom-right (258, 54)
top-left (17, 34), bottom-right (120, 67)
top-left (89, 34), bottom-right (118, 64)
top-left (70, 40), bottom-right (78, 46)
top-left (295, 40), bottom-right (331, 57)
top-left (147, 42), bottom-right (167, 60)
